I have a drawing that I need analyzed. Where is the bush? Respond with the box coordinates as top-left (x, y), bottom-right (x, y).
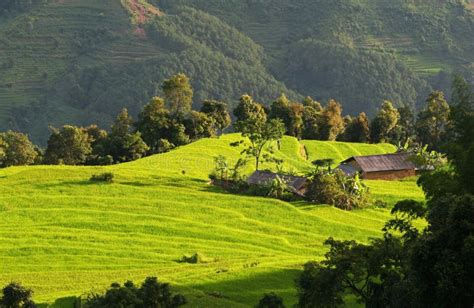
top-left (85, 277), bottom-right (186, 308)
top-left (1, 282), bottom-right (36, 308)
top-left (89, 172), bottom-right (114, 183)
top-left (179, 252), bottom-right (212, 264)
top-left (306, 170), bottom-right (369, 210)
top-left (256, 293), bottom-right (285, 308)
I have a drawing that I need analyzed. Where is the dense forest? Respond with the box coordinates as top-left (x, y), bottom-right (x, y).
top-left (0, 0), bottom-right (472, 144)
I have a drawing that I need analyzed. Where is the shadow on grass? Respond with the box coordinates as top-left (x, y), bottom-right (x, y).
top-left (187, 268), bottom-right (301, 307)
top-left (37, 296), bottom-right (79, 308)
top-left (32, 180), bottom-right (96, 189)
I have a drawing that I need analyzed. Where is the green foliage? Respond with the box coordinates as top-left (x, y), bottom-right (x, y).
top-left (416, 91), bottom-right (451, 150)
top-left (210, 155), bottom-right (247, 183)
top-left (0, 131), bottom-right (37, 168)
top-left (89, 173), bottom-right (114, 184)
top-left (1, 0), bottom-right (473, 144)
top-left (136, 97), bottom-right (172, 154)
top-left (44, 125), bottom-right (92, 165)
top-left (319, 100), bottom-right (345, 141)
top-left (85, 277), bottom-right (186, 308)
top-left (179, 252), bottom-right (211, 264)
top-left (0, 282), bottom-right (36, 308)
top-left (306, 170), bottom-right (369, 210)
top-left (106, 109), bottom-right (149, 163)
top-left (162, 73), bottom-right (193, 117)
top-left (340, 112), bottom-right (370, 143)
top-left (256, 293), bottom-right (285, 308)
top-left (234, 118), bottom-right (286, 171)
top-left (297, 84), bottom-right (474, 306)
top-left (371, 101), bottom-right (400, 143)
top-left (200, 100), bottom-right (231, 135)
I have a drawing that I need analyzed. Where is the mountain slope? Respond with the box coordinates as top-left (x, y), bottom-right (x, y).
top-left (0, 0), bottom-right (473, 143)
top-left (0, 135), bottom-right (422, 306)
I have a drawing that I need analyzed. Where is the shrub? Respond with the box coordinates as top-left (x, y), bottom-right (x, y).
top-left (306, 170), bottom-right (369, 210)
top-left (85, 277), bottom-right (186, 308)
top-left (1, 282), bottom-right (36, 308)
top-left (256, 292), bottom-right (285, 308)
top-left (179, 252), bottom-right (212, 264)
top-left (89, 172), bottom-right (114, 183)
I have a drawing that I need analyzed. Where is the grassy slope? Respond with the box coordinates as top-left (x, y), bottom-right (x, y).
top-left (0, 135), bottom-right (424, 307)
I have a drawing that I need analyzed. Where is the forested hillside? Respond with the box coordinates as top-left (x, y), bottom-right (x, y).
top-left (0, 0), bottom-right (472, 143)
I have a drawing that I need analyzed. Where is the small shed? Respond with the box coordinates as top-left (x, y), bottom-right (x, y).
top-left (247, 170), bottom-right (308, 196)
top-left (337, 152), bottom-right (418, 180)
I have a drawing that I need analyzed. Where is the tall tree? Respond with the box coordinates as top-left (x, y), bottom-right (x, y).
top-left (341, 112), bottom-right (370, 143)
top-left (302, 105), bottom-right (323, 139)
top-left (200, 100), bottom-right (231, 135)
top-left (320, 99), bottom-right (345, 141)
top-left (136, 97), bottom-right (171, 154)
top-left (416, 91), bottom-right (450, 149)
top-left (390, 105), bottom-right (416, 144)
top-left (233, 94), bottom-right (267, 129)
top-left (233, 118), bottom-right (285, 171)
top-left (185, 111), bottom-right (215, 140)
top-left (162, 73), bottom-right (193, 117)
top-left (0, 131), bottom-right (38, 167)
top-left (370, 100), bottom-right (400, 143)
top-left (270, 94), bottom-right (292, 130)
top-left (106, 109), bottom-right (149, 163)
top-left (44, 125), bottom-right (92, 165)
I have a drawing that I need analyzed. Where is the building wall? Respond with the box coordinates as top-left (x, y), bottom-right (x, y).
top-left (362, 169), bottom-right (416, 180)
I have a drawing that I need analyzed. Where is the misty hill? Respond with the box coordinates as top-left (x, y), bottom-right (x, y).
top-left (0, 0), bottom-right (473, 143)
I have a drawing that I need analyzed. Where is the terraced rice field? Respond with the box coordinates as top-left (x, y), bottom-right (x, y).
top-left (0, 135), bottom-right (424, 307)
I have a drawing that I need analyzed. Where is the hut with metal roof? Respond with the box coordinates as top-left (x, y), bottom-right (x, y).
top-left (246, 170), bottom-right (308, 196)
top-left (337, 152), bottom-right (418, 180)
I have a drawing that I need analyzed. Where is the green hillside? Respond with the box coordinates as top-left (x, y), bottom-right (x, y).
top-left (0, 0), bottom-right (473, 143)
top-left (0, 135), bottom-right (423, 306)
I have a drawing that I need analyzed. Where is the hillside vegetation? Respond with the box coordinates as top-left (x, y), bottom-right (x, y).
top-left (0, 0), bottom-right (473, 143)
top-left (0, 135), bottom-right (424, 306)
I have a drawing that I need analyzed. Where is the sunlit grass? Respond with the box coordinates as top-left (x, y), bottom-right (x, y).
top-left (0, 135), bottom-right (424, 307)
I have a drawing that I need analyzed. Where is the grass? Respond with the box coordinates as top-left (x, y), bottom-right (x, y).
top-left (301, 139), bottom-right (396, 167)
top-left (0, 135), bottom-right (424, 307)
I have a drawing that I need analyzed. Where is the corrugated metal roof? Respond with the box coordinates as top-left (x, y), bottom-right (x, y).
top-left (247, 170), bottom-right (307, 191)
top-left (341, 152), bottom-right (416, 172)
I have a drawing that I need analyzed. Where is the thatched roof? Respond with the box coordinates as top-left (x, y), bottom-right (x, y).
top-left (247, 170), bottom-right (307, 191)
top-left (339, 152), bottom-right (416, 174)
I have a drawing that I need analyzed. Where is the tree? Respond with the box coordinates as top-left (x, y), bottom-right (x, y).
top-left (370, 100), bottom-right (400, 143)
top-left (83, 125), bottom-right (111, 165)
top-left (106, 109), bottom-right (149, 163)
top-left (185, 111), bottom-right (215, 139)
top-left (302, 105), bottom-right (323, 139)
top-left (340, 112), bottom-right (370, 143)
top-left (1, 282), bottom-right (36, 308)
top-left (162, 73), bottom-right (193, 117)
top-left (136, 97), bottom-right (172, 154)
top-left (319, 99), bottom-right (345, 141)
top-left (200, 100), bottom-right (231, 135)
top-left (270, 94), bottom-right (292, 130)
top-left (233, 94), bottom-right (267, 130)
top-left (297, 92), bottom-right (474, 306)
top-left (44, 125), bottom-right (92, 165)
top-left (233, 118), bottom-right (285, 171)
top-left (0, 131), bottom-right (37, 168)
top-left (447, 76), bottom-right (474, 192)
top-left (416, 91), bottom-right (450, 149)
top-left (256, 293), bottom-right (285, 308)
top-left (390, 105), bottom-right (415, 144)
top-left (302, 96), bottom-right (323, 112)
top-left (85, 277), bottom-right (186, 308)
